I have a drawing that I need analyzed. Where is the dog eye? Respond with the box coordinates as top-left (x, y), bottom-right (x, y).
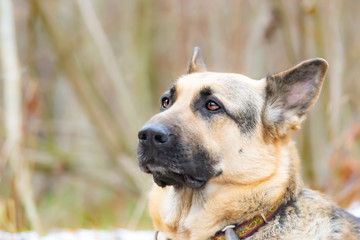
top-left (206, 101), bottom-right (220, 111)
top-left (161, 97), bottom-right (170, 109)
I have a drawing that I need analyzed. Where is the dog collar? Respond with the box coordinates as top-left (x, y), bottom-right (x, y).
top-left (210, 201), bottom-right (283, 240)
top-left (153, 202), bottom-right (282, 240)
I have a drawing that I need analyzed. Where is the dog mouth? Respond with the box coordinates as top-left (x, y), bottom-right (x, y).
top-left (183, 174), bottom-right (206, 188)
top-left (153, 172), bottom-right (206, 189)
top-left (141, 164), bottom-right (207, 189)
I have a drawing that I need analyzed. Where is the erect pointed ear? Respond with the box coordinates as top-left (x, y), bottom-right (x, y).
top-left (262, 58), bottom-right (328, 138)
top-left (186, 47), bottom-right (207, 74)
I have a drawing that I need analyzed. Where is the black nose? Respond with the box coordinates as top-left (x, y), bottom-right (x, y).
top-left (138, 123), bottom-right (171, 147)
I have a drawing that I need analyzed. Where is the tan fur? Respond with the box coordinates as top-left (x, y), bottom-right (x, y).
top-left (149, 135), bottom-right (301, 239)
top-left (142, 54), bottom-right (360, 239)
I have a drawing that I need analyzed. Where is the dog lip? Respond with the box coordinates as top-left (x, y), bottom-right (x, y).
top-left (139, 161), bottom-right (210, 189)
top-left (153, 176), bottom-right (167, 188)
top-left (148, 167), bottom-right (208, 189)
top-left (152, 171), bottom-right (184, 188)
top-left (183, 174), bottom-right (206, 189)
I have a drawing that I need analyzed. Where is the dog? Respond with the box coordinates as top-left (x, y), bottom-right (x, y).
top-left (137, 47), bottom-right (360, 240)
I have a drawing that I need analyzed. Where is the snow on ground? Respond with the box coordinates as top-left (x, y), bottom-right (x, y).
top-left (2, 204), bottom-right (360, 240)
top-left (0, 229), bottom-right (155, 240)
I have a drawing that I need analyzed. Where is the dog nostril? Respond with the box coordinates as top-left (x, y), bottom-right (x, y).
top-left (138, 132), bottom-right (147, 141)
top-left (138, 123), bottom-right (171, 146)
top-left (154, 134), bottom-right (168, 144)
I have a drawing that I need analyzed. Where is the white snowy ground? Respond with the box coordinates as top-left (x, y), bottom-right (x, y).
top-left (1, 203), bottom-right (359, 240)
top-left (0, 229), bottom-right (155, 240)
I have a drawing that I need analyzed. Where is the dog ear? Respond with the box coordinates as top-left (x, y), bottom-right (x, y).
top-left (262, 58), bottom-right (328, 138)
top-left (187, 47), bottom-right (207, 74)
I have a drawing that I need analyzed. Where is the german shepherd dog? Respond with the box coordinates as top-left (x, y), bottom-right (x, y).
top-left (137, 47), bottom-right (360, 240)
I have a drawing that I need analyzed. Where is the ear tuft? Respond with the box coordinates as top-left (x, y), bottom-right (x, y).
top-left (186, 47), bottom-right (207, 74)
top-left (263, 58), bottom-right (328, 138)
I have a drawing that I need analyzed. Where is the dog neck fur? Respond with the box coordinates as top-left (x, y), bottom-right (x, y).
top-left (149, 135), bottom-right (303, 240)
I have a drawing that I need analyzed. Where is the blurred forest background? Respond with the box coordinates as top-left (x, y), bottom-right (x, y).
top-left (0, 0), bottom-right (360, 234)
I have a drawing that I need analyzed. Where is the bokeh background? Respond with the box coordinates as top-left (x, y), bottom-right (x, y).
top-left (0, 0), bottom-right (360, 234)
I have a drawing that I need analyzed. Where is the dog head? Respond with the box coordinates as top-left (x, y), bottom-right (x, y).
top-left (137, 47), bottom-right (328, 190)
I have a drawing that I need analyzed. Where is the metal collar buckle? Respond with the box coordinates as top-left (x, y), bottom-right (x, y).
top-left (154, 231), bottom-right (159, 240)
top-left (222, 225), bottom-right (240, 240)
top-left (154, 231), bottom-right (168, 240)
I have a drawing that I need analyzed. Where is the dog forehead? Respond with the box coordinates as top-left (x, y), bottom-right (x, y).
top-left (175, 72), bottom-right (264, 98)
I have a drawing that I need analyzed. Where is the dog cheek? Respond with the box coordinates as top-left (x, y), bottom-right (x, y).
top-left (178, 130), bottom-right (219, 176)
top-left (209, 118), bottom-right (243, 152)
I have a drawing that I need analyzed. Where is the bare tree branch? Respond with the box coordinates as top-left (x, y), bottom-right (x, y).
top-left (0, 0), bottom-right (42, 232)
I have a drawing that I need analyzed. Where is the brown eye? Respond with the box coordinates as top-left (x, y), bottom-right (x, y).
top-left (162, 97), bottom-right (170, 109)
top-left (206, 101), bottom-right (220, 111)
